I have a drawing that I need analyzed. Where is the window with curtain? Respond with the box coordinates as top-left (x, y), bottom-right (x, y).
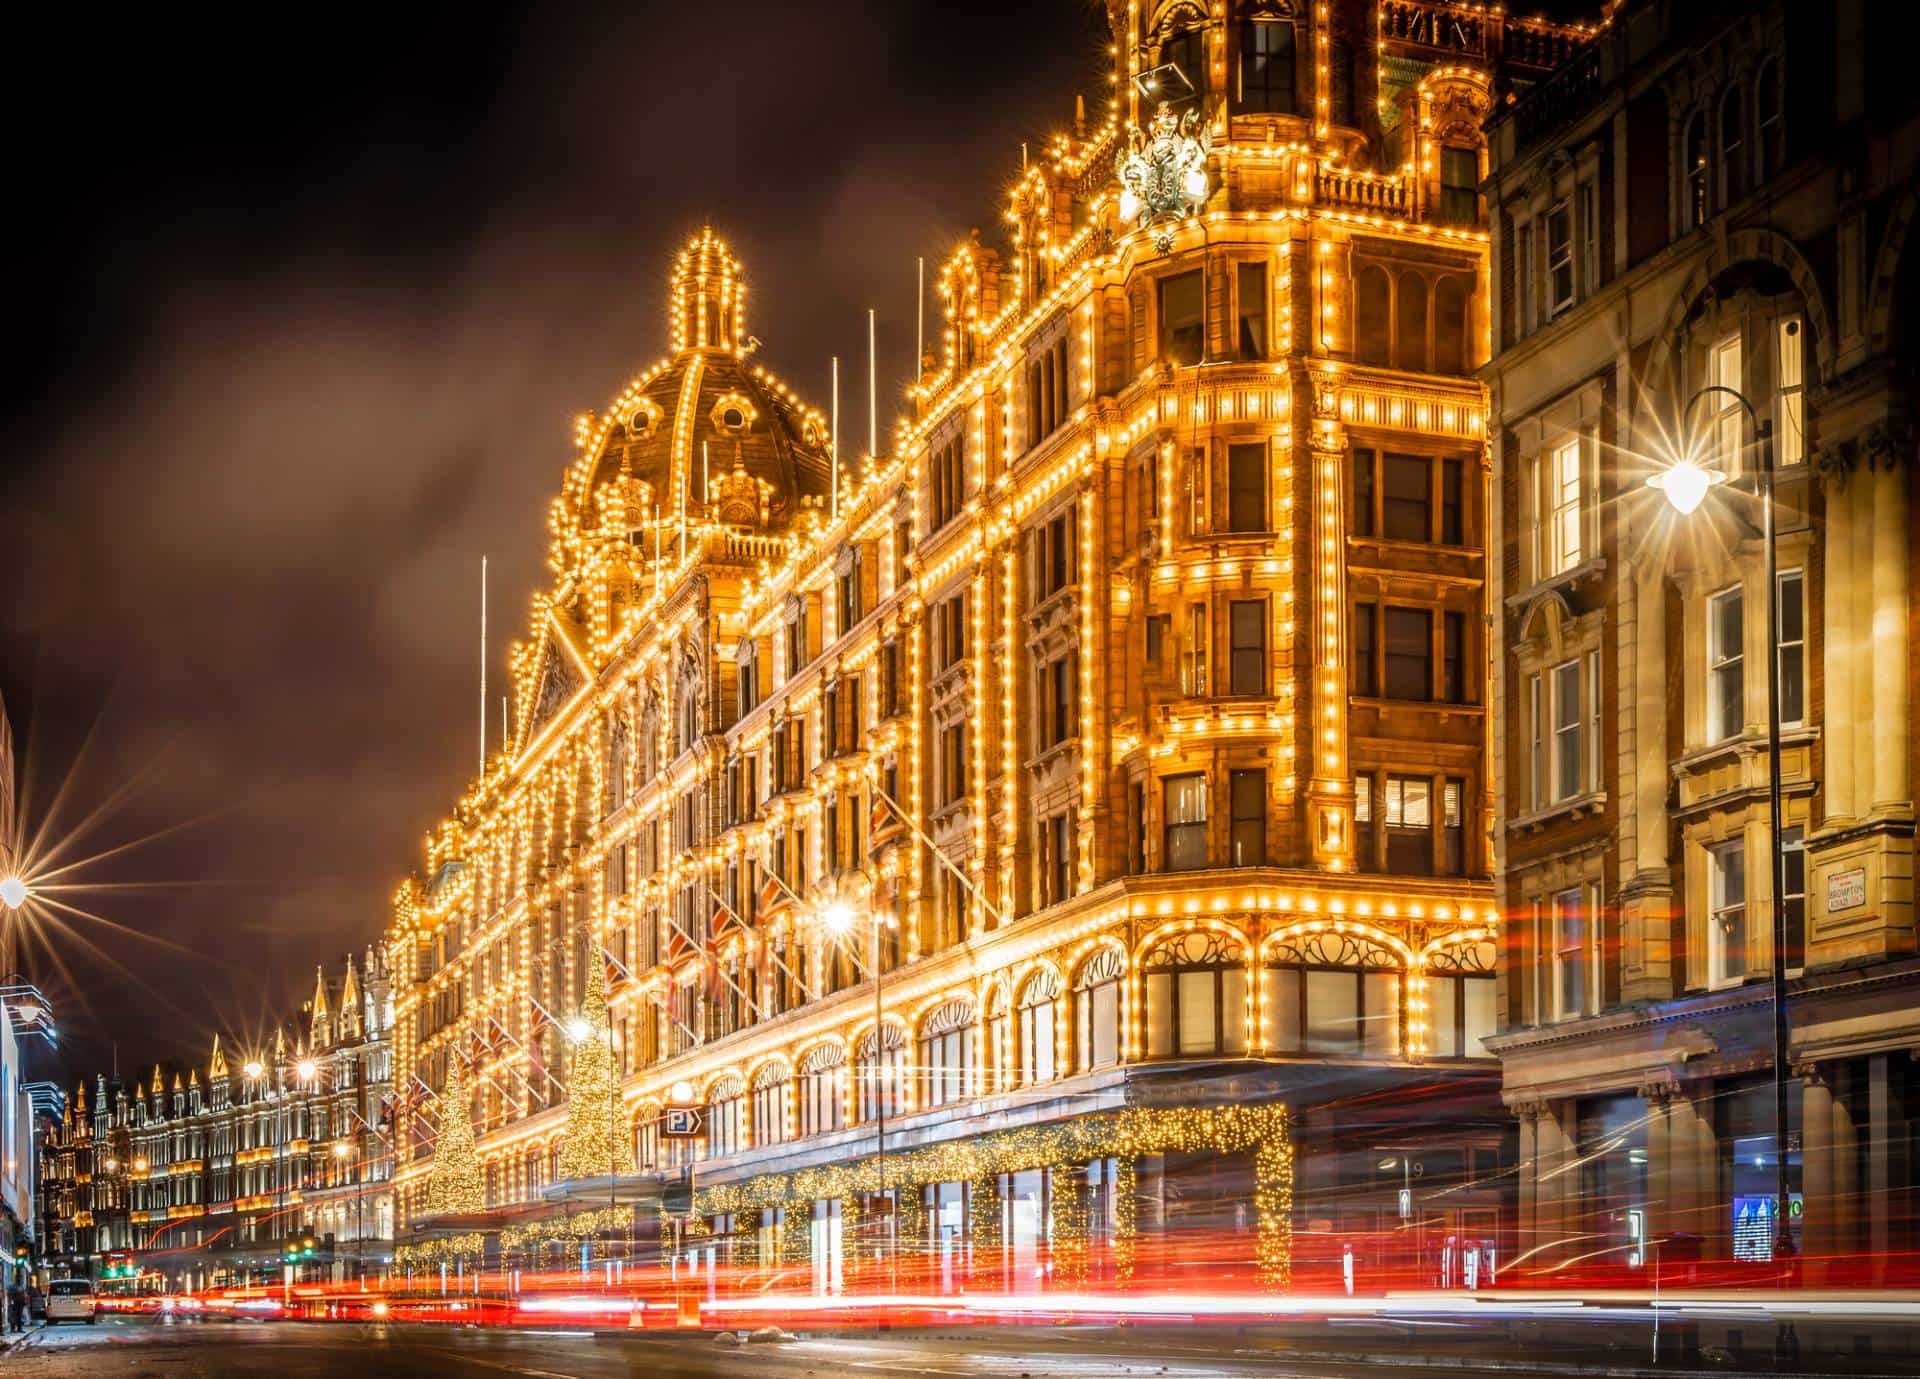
top-left (797, 1044), bottom-right (845, 1136)
top-left (708, 1078), bottom-right (744, 1158)
top-left (1163, 773), bottom-right (1209, 871)
top-left (916, 1001), bottom-right (973, 1109)
top-left (1016, 971), bottom-right (1061, 1086)
top-left (750, 1063), bottom-right (790, 1148)
top-left (1074, 948), bottom-right (1124, 1071)
top-left (857, 1024), bottom-right (907, 1121)
top-left (1142, 929), bottom-right (1248, 1058)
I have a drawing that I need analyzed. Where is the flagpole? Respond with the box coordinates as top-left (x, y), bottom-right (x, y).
top-left (916, 257), bottom-right (925, 384)
top-left (479, 556), bottom-right (487, 778)
top-left (867, 308), bottom-right (877, 463)
top-left (831, 356), bottom-right (840, 523)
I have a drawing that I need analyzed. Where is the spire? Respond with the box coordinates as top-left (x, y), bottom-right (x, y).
top-left (310, 965), bottom-right (329, 1017)
top-left (668, 226), bottom-right (746, 355)
top-left (151, 1064), bottom-right (163, 1097)
top-left (209, 1034), bottom-right (229, 1081)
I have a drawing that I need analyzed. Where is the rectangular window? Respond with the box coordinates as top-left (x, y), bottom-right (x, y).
top-left (1239, 20), bottom-right (1295, 114)
top-left (1580, 179), bottom-right (1600, 296)
top-left (1708, 586), bottom-right (1744, 742)
top-left (1182, 602), bottom-right (1208, 697)
top-left (1352, 448), bottom-right (1376, 538)
top-left (1352, 773), bottom-right (1374, 870)
top-left (1383, 606), bottom-right (1433, 701)
top-left (1709, 839), bottom-right (1747, 986)
top-left (940, 724), bottom-right (967, 805)
top-left (1782, 826), bottom-right (1806, 972)
top-left (1159, 269), bottom-right (1205, 367)
top-left (1547, 200), bottom-right (1574, 314)
top-left (1777, 569), bottom-right (1804, 726)
top-left (1587, 649), bottom-right (1603, 793)
top-left (1228, 600), bottom-right (1266, 695)
top-left (1516, 221), bottom-right (1535, 333)
top-left (1225, 442), bottom-right (1267, 531)
top-left (1441, 457), bottom-right (1464, 545)
top-left (1146, 613), bottom-right (1171, 664)
top-left (1710, 333), bottom-right (1744, 473)
top-left (1551, 887), bottom-right (1584, 1019)
top-left (1443, 611), bottom-right (1466, 704)
top-left (1553, 658), bottom-right (1582, 801)
top-left (1163, 773), bottom-right (1208, 872)
top-left (1528, 672), bottom-right (1545, 810)
top-left (1442, 776), bottom-right (1465, 874)
top-left (1440, 145), bottom-right (1478, 226)
top-left (1384, 775), bottom-right (1431, 875)
top-left (1776, 317), bottom-right (1805, 465)
top-left (1128, 782), bottom-right (1147, 875)
top-left (1550, 436), bottom-right (1582, 574)
top-left (1229, 768), bottom-right (1266, 866)
top-left (1352, 602), bottom-right (1376, 696)
top-left (1382, 453), bottom-right (1431, 543)
top-left (1237, 261), bottom-right (1268, 359)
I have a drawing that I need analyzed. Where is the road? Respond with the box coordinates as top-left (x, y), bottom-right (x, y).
top-left (11, 1314), bottom-right (1920, 1377)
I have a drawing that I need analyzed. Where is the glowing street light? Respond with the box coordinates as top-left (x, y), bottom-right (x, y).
top-left (1645, 455), bottom-right (1725, 515)
top-left (332, 1141), bottom-right (352, 1160)
top-left (563, 1016), bottom-right (594, 1045)
top-left (242, 1060), bottom-right (265, 1080)
top-left (295, 1058), bottom-right (318, 1082)
top-left (0, 876), bottom-right (29, 911)
top-left (819, 900), bottom-right (857, 936)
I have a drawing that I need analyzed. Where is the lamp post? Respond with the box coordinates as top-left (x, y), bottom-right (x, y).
top-left (333, 1141), bottom-right (355, 1283)
top-left (1647, 386), bottom-right (1794, 1267)
top-left (822, 899), bottom-right (898, 1293)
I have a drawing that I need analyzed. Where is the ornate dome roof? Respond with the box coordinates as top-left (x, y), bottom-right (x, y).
top-left (549, 229), bottom-right (834, 580)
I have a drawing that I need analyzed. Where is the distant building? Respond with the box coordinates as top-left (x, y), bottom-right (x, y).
top-left (1483, 0), bottom-right (1920, 1277)
top-left (35, 950), bottom-right (393, 1289)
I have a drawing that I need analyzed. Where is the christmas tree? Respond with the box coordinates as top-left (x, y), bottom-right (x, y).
top-left (558, 955), bottom-right (632, 1181)
top-left (423, 1056), bottom-right (483, 1216)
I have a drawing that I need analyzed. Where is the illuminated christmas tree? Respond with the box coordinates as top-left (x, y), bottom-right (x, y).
top-left (558, 956), bottom-right (631, 1181)
top-left (423, 1056), bottom-right (483, 1216)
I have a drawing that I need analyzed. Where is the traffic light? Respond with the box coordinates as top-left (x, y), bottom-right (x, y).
top-left (12, 1244), bottom-right (26, 1262)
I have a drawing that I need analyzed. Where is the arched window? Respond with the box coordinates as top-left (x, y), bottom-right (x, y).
top-left (1260, 930), bottom-right (1403, 1056)
top-left (1238, 21), bottom-right (1294, 114)
top-left (1074, 948), bottom-right (1124, 1071)
top-left (1432, 275), bottom-right (1471, 376)
top-left (1355, 265), bottom-right (1392, 367)
top-left (797, 1044), bottom-right (845, 1137)
top-left (750, 1062), bottom-right (790, 1147)
top-left (1142, 929), bottom-right (1248, 1057)
top-left (1423, 941), bottom-right (1498, 1058)
top-left (855, 1024), bottom-right (906, 1122)
top-left (708, 1077), bottom-right (744, 1159)
top-left (1395, 272), bottom-right (1430, 374)
top-left (1684, 111), bottom-right (1709, 229)
top-left (917, 1000), bottom-right (974, 1108)
top-left (1016, 970), bottom-right (1061, 1086)
top-left (1756, 60), bottom-right (1783, 178)
top-left (1720, 85), bottom-right (1747, 206)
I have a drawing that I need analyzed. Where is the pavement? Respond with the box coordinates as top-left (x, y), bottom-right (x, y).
top-left (6, 1316), bottom-right (1920, 1377)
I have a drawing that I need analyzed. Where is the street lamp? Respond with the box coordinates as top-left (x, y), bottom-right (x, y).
top-left (242, 1060), bottom-right (265, 1082)
top-left (1648, 386), bottom-right (1794, 1265)
top-left (820, 896), bottom-right (899, 1291)
top-left (0, 876), bottom-right (29, 911)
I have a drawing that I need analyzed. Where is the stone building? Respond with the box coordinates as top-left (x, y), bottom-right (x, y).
top-left (35, 950), bottom-right (393, 1288)
top-left (388, 0), bottom-right (1589, 1293)
top-left (1483, 0), bottom-right (1920, 1279)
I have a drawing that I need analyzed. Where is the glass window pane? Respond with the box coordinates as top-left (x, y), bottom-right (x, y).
top-left (1092, 983), bottom-right (1118, 1067)
top-left (1145, 972), bottom-right (1172, 1057)
top-left (1464, 978), bottom-right (1497, 1058)
top-left (1383, 454), bottom-right (1431, 542)
top-left (1260, 968), bottom-right (1301, 1051)
top-left (1305, 970), bottom-right (1359, 1053)
top-left (1362, 972), bottom-right (1401, 1056)
top-left (1428, 976), bottom-right (1459, 1058)
top-left (1176, 969), bottom-right (1216, 1053)
top-left (1221, 967), bottom-right (1247, 1053)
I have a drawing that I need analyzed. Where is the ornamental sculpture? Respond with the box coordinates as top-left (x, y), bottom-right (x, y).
top-left (1116, 101), bottom-right (1212, 251)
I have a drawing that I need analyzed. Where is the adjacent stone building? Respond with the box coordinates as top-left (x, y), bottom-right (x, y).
top-left (1484, 0), bottom-right (1920, 1280)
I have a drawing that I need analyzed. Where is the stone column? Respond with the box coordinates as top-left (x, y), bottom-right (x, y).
top-left (1515, 1104), bottom-right (1540, 1266)
top-left (1799, 1065), bottom-right (1834, 1277)
top-left (1832, 1071), bottom-right (1859, 1269)
top-left (1532, 1101), bottom-right (1572, 1267)
top-left (1694, 1090), bottom-right (1723, 1259)
top-left (1850, 478), bottom-right (1877, 802)
top-left (1867, 1054), bottom-right (1892, 1284)
top-left (1641, 1084), bottom-right (1673, 1255)
top-left (1871, 462), bottom-right (1911, 813)
top-left (1822, 476), bottom-right (1858, 822)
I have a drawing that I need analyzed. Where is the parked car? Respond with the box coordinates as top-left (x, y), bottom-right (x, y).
top-left (44, 1278), bottom-right (98, 1325)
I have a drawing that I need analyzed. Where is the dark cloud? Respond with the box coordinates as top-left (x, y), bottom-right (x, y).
top-left (0, 0), bottom-right (1108, 1076)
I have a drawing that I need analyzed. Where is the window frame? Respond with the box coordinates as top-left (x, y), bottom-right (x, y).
top-left (1707, 584), bottom-right (1745, 744)
top-left (1708, 838), bottom-right (1748, 989)
top-left (1163, 772), bottom-right (1209, 872)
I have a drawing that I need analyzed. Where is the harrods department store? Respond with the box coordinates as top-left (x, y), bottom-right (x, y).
top-left (384, 0), bottom-right (1920, 1291)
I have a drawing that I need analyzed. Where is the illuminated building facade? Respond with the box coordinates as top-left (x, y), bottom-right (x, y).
top-left (389, 0), bottom-right (1587, 1290)
top-left (35, 950), bottom-right (393, 1289)
top-left (1484, 0), bottom-right (1920, 1278)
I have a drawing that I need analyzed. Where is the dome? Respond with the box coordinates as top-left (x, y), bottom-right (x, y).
top-left (551, 229), bottom-right (834, 580)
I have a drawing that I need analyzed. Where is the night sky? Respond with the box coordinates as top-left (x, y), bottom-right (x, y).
top-left (0, 0), bottom-right (1110, 1081)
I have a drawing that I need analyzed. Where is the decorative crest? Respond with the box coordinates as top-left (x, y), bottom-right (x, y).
top-left (1116, 102), bottom-right (1213, 251)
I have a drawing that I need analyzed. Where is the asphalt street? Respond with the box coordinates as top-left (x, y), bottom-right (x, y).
top-left (10, 1316), bottom-right (1920, 1378)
